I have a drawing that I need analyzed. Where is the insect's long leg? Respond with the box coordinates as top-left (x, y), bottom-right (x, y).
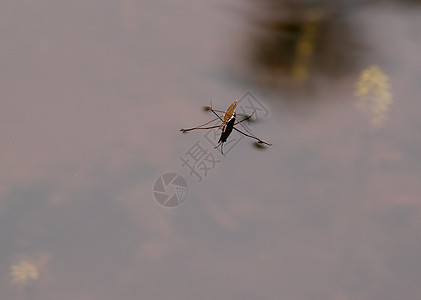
top-left (210, 109), bottom-right (224, 123)
top-left (233, 116), bottom-right (272, 146)
top-left (180, 116), bottom-right (221, 132)
top-left (214, 141), bottom-right (224, 154)
top-left (181, 107), bottom-right (247, 134)
top-left (232, 112), bottom-right (254, 124)
top-left (182, 116), bottom-right (248, 133)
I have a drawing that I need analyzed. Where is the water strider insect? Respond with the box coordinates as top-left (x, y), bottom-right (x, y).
top-left (180, 100), bottom-right (272, 154)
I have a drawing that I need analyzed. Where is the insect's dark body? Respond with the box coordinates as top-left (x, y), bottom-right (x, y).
top-left (219, 115), bottom-right (235, 144)
top-left (216, 114), bottom-right (236, 154)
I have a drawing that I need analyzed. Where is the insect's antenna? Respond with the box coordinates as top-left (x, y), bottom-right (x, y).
top-left (233, 116), bottom-right (272, 146)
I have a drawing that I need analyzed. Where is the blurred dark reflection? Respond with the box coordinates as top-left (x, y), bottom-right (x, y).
top-left (241, 0), bottom-right (421, 96)
top-left (241, 0), bottom-right (372, 94)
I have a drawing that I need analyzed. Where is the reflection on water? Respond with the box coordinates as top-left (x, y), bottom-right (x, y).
top-left (242, 0), bottom-right (364, 92)
top-left (10, 261), bottom-right (38, 285)
top-left (355, 65), bottom-right (393, 128)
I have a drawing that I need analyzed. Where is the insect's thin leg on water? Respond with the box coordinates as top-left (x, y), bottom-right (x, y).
top-left (180, 124), bottom-right (221, 132)
top-left (236, 111), bottom-right (255, 122)
top-left (233, 116), bottom-right (272, 146)
top-left (233, 110), bottom-right (255, 118)
top-left (214, 142), bottom-right (223, 154)
top-left (211, 109), bottom-right (227, 114)
top-left (231, 113), bottom-right (254, 126)
top-left (180, 116), bottom-right (221, 132)
top-left (215, 142), bottom-right (223, 154)
top-left (210, 109), bottom-right (225, 123)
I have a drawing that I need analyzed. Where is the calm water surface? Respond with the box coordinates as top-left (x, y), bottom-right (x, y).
top-left (1, 0), bottom-right (421, 299)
